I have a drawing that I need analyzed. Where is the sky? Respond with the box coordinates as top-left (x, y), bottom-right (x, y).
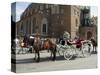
top-left (12, 2), bottom-right (98, 22)
top-left (90, 6), bottom-right (98, 17)
top-left (16, 2), bottom-right (31, 21)
top-left (11, 2), bottom-right (31, 22)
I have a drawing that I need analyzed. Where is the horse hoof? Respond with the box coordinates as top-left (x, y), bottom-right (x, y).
top-left (52, 59), bottom-right (56, 61)
top-left (34, 58), bottom-right (36, 60)
top-left (94, 51), bottom-right (97, 54)
top-left (36, 60), bottom-right (40, 63)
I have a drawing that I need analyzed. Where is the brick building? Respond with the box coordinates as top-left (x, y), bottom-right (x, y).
top-left (16, 3), bottom-right (97, 40)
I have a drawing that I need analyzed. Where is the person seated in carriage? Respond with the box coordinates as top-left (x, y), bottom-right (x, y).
top-left (61, 31), bottom-right (84, 49)
top-left (64, 33), bottom-right (83, 49)
top-left (60, 38), bottom-right (65, 45)
top-left (61, 31), bottom-right (71, 45)
top-left (73, 36), bottom-right (83, 48)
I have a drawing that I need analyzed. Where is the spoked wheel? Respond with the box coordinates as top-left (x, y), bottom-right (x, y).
top-left (56, 45), bottom-right (64, 56)
top-left (58, 48), bottom-right (64, 56)
top-left (81, 43), bottom-right (91, 57)
top-left (64, 48), bottom-right (74, 60)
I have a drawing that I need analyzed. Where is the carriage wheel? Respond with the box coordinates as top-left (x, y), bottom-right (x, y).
top-left (81, 43), bottom-right (91, 57)
top-left (56, 45), bottom-right (64, 56)
top-left (58, 49), bottom-right (64, 56)
top-left (64, 48), bottom-right (73, 60)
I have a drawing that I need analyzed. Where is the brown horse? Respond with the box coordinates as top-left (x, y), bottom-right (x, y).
top-left (33, 38), bottom-right (56, 62)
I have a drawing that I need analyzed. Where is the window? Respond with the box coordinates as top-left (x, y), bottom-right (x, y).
top-left (74, 9), bottom-right (76, 15)
top-left (42, 24), bottom-right (46, 33)
top-left (46, 4), bottom-right (49, 9)
top-left (57, 16), bottom-right (60, 19)
top-left (61, 9), bottom-right (64, 14)
top-left (46, 9), bottom-right (49, 13)
top-left (32, 19), bottom-right (34, 33)
top-left (35, 9), bottom-right (37, 12)
top-left (33, 18), bottom-right (36, 25)
top-left (61, 20), bottom-right (64, 25)
top-left (77, 12), bottom-right (79, 16)
top-left (74, 9), bottom-right (77, 15)
top-left (40, 5), bottom-right (43, 10)
top-left (85, 14), bottom-right (89, 19)
top-left (20, 22), bottom-right (23, 32)
top-left (56, 6), bottom-right (59, 14)
top-left (51, 6), bottom-right (55, 14)
top-left (85, 19), bottom-right (87, 25)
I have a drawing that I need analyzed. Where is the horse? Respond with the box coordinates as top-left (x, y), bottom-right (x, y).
top-left (33, 38), bottom-right (56, 62)
top-left (90, 38), bottom-right (97, 54)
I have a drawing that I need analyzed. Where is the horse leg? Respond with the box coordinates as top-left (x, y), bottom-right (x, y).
top-left (54, 47), bottom-right (56, 60)
top-left (81, 47), bottom-right (85, 57)
top-left (47, 48), bottom-right (52, 60)
top-left (94, 46), bottom-right (97, 54)
top-left (34, 50), bottom-right (36, 60)
top-left (88, 46), bottom-right (90, 53)
top-left (53, 49), bottom-right (56, 61)
top-left (35, 50), bottom-right (40, 62)
top-left (22, 48), bottom-right (24, 54)
top-left (87, 44), bottom-right (91, 53)
top-left (52, 47), bottom-right (56, 61)
top-left (51, 50), bottom-right (54, 61)
top-left (48, 49), bottom-right (49, 52)
top-left (34, 50), bottom-right (39, 62)
top-left (49, 48), bottom-right (53, 61)
top-left (93, 46), bottom-right (95, 53)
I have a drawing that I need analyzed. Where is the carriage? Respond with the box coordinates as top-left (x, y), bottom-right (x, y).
top-left (11, 37), bottom-right (34, 54)
top-left (56, 31), bottom-right (93, 60)
top-left (56, 40), bottom-right (92, 60)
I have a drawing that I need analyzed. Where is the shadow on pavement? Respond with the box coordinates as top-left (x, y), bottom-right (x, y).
top-left (11, 55), bottom-right (78, 64)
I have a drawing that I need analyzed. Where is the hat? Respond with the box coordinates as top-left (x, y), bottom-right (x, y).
top-left (35, 33), bottom-right (40, 37)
